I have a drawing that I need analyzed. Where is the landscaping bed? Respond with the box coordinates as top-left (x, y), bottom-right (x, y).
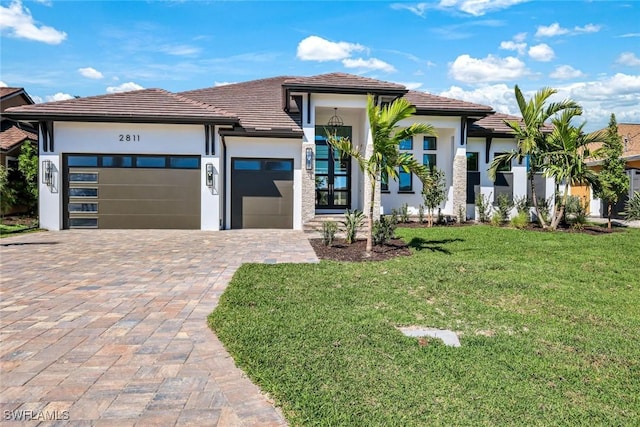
top-left (309, 238), bottom-right (411, 262)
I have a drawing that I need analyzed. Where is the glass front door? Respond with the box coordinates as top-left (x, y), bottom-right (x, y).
top-left (315, 126), bottom-right (351, 209)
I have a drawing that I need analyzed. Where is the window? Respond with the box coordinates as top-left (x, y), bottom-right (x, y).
top-left (466, 152), bottom-right (479, 172)
top-left (69, 218), bottom-right (98, 228)
top-left (69, 188), bottom-right (97, 197)
top-left (423, 154), bottom-right (436, 170)
top-left (495, 152), bottom-right (511, 172)
top-left (136, 156), bottom-right (166, 168)
top-left (423, 137), bottom-right (437, 151)
top-left (233, 160), bottom-right (261, 170)
top-left (265, 160), bottom-right (293, 171)
top-left (398, 169), bottom-right (412, 192)
top-left (68, 203), bottom-right (98, 212)
top-left (69, 173), bottom-right (97, 182)
top-left (381, 170), bottom-right (389, 192)
top-left (169, 157), bottom-right (200, 169)
top-left (102, 156), bottom-right (132, 167)
top-left (67, 156), bottom-right (98, 167)
top-left (399, 137), bottom-right (413, 150)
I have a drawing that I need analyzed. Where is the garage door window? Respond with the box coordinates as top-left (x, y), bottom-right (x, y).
top-left (69, 188), bottom-right (98, 197)
top-left (68, 156), bottom-right (98, 167)
top-left (103, 156), bottom-right (133, 167)
top-left (234, 160), bottom-right (261, 170)
top-left (69, 173), bottom-right (98, 182)
top-left (68, 203), bottom-right (98, 212)
top-left (136, 156), bottom-right (166, 168)
top-left (69, 218), bottom-right (98, 228)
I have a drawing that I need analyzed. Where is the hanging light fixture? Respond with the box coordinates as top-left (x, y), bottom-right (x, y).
top-left (327, 108), bottom-right (344, 129)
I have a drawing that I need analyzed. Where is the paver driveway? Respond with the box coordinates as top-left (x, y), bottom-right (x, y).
top-left (0, 229), bottom-right (318, 426)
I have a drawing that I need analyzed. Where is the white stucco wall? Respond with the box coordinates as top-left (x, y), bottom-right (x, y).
top-left (39, 121), bottom-right (217, 230)
top-left (224, 137), bottom-right (303, 230)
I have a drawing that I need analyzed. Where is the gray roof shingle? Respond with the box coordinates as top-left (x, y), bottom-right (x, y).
top-left (283, 73), bottom-right (407, 94)
top-left (404, 91), bottom-right (493, 115)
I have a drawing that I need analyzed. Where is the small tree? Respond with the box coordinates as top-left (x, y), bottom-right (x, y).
top-left (421, 168), bottom-right (446, 227)
top-left (17, 141), bottom-right (39, 214)
top-left (593, 114), bottom-right (629, 229)
top-left (0, 165), bottom-right (16, 215)
top-left (329, 95), bottom-right (435, 253)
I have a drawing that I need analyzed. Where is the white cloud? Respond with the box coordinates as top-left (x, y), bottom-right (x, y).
top-left (159, 44), bottom-right (201, 56)
top-left (513, 32), bottom-right (527, 42)
top-left (0, 0), bottom-right (67, 44)
top-left (440, 84), bottom-right (516, 115)
top-left (399, 82), bottom-right (424, 90)
top-left (449, 54), bottom-right (529, 84)
top-left (214, 81), bottom-right (234, 87)
top-left (535, 22), bottom-right (569, 37)
top-left (500, 40), bottom-right (527, 55)
top-left (618, 33), bottom-right (640, 38)
top-left (46, 92), bottom-right (73, 102)
top-left (616, 52), bottom-right (640, 67)
top-left (390, 2), bottom-right (428, 17)
top-left (0, 80), bottom-right (7, 87)
top-left (296, 36), bottom-right (365, 61)
top-left (528, 43), bottom-right (555, 62)
top-left (438, 0), bottom-right (528, 16)
top-left (31, 95), bottom-right (43, 104)
top-left (106, 82), bottom-right (144, 93)
top-left (342, 57), bottom-right (396, 73)
top-left (78, 67), bottom-right (104, 79)
top-left (550, 65), bottom-right (585, 80)
top-left (574, 24), bottom-right (601, 34)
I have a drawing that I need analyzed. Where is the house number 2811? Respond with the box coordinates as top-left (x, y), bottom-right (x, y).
top-left (119, 134), bottom-right (140, 142)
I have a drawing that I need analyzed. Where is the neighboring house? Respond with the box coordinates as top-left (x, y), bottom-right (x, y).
top-left (5, 72), bottom-right (536, 231)
top-left (571, 123), bottom-right (640, 217)
top-left (1, 87), bottom-right (38, 214)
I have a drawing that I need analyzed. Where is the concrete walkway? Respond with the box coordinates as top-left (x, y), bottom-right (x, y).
top-left (0, 230), bottom-right (318, 426)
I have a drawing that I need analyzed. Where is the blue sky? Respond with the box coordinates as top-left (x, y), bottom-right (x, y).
top-left (1, 0), bottom-right (639, 131)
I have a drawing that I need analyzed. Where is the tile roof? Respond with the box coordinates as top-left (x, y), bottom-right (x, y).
top-left (469, 112), bottom-right (554, 136)
top-left (404, 91), bottom-right (493, 115)
top-left (586, 123), bottom-right (640, 163)
top-left (0, 87), bottom-right (25, 99)
top-left (4, 89), bottom-right (237, 124)
top-left (180, 76), bottom-right (302, 133)
top-left (0, 125), bottom-right (37, 151)
top-left (283, 72), bottom-right (407, 93)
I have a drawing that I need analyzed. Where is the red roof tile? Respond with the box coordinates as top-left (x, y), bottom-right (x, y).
top-left (4, 89), bottom-right (237, 124)
top-left (469, 112), bottom-right (554, 136)
top-left (0, 125), bottom-right (37, 151)
top-left (405, 91), bottom-right (493, 115)
top-left (283, 73), bottom-right (407, 93)
top-left (0, 87), bottom-right (24, 99)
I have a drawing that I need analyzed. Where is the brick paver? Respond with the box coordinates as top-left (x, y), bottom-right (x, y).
top-left (0, 229), bottom-right (318, 425)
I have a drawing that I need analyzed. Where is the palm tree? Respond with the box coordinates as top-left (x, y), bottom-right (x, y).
top-left (489, 85), bottom-right (581, 227)
top-left (328, 94), bottom-right (436, 253)
top-left (544, 110), bottom-right (603, 230)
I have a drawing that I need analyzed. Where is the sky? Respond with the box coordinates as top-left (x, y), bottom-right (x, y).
top-left (1, 0), bottom-right (639, 131)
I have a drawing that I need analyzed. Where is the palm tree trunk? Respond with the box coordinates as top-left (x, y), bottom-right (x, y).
top-left (607, 203), bottom-right (612, 230)
top-left (366, 176), bottom-right (375, 254)
top-left (530, 174), bottom-right (547, 228)
top-left (550, 184), bottom-right (569, 230)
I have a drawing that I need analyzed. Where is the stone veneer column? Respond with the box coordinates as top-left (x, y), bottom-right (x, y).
top-left (362, 143), bottom-right (380, 220)
top-left (452, 147), bottom-right (467, 222)
top-left (301, 141), bottom-right (316, 224)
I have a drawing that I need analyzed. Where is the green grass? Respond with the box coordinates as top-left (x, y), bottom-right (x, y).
top-left (0, 223), bottom-right (36, 237)
top-left (208, 226), bottom-right (640, 426)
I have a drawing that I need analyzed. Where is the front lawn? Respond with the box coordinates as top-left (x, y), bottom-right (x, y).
top-left (208, 226), bottom-right (640, 426)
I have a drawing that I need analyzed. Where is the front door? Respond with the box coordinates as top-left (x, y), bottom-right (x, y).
top-left (315, 126), bottom-right (351, 209)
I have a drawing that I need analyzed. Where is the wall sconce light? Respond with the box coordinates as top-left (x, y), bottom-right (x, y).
top-left (42, 160), bottom-right (52, 186)
top-left (206, 163), bottom-right (216, 190)
top-left (305, 147), bottom-right (313, 170)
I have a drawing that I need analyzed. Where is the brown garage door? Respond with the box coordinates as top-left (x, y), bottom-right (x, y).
top-left (64, 154), bottom-right (201, 229)
top-left (231, 158), bottom-right (293, 229)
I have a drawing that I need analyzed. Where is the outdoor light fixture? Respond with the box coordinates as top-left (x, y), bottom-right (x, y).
top-left (206, 163), bottom-right (216, 190)
top-left (306, 147), bottom-right (313, 170)
top-left (327, 107), bottom-right (344, 129)
top-left (42, 160), bottom-right (52, 186)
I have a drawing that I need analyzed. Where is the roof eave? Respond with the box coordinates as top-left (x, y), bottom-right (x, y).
top-left (219, 128), bottom-right (303, 139)
top-left (2, 112), bottom-right (239, 125)
top-left (283, 84), bottom-right (407, 97)
top-left (414, 109), bottom-right (493, 117)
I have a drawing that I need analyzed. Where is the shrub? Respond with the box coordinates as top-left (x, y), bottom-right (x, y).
top-left (490, 212), bottom-right (503, 227)
top-left (536, 196), bottom-right (552, 224)
top-left (457, 205), bottom-right (466, 223)
top-left (564, 195), bottom-right (587, 226)
top-left (0, 165), bottom-right (15, 214)
top-left (342, 209), bottom-right (365, 244)
top-left (475, 192), bottom-right (492, 223)
top-left (510, 211), bottom-right (529, 229)
top-left (321, 221), bottom-right (338, 247)
top-left (400, 203), bottom-right (410, 223)
top-left (623, 191), bottom-right (640, 221)
top-left (390, 208), bottom-right (399, 226)
top-left (514, 195), bottom-right (530, 214)
top-left (418, 205), bottom-right (425, 223)
top-left (495, 194), bottom-right (514, 223)
top-left (372, 216), bottom-right (396, 246)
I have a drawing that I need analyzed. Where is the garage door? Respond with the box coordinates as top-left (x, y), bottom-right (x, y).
top-left (64, 154), bottom-right (201, 229)
top-left (231, 158), bottom-right (293, 229)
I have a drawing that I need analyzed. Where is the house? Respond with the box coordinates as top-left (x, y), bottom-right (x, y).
top-left (1, 87), bottom-right (38, 214)
top-left (571, 123), bottom-right (640, 217)
top-left (5, 73), bottom-right (533, 230)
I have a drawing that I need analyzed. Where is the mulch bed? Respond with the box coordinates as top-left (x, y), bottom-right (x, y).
top-left (310, 238), bottom-right (412, 262)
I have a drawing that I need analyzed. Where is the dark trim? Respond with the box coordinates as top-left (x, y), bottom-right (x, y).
top-left (40, 122), bottom-right (48, 152)
top-left (283, 84), bottom-right (407, 97)
top-left (460, 116), bottom-right (467, 146)
top-left (469, 131), bottom-right (516, 139)
top-left (210, 125), bottom-right (215, 155)
top-left (3, 113), bottom-right (237, 126)
top-left (221, 134), bottom-right (227, 230)
top-left (218, 129), bottom-right (304, 139)
top-left (414, 109), bottom-right (492, 117)
top-left (307, 92), bottom-right (311, 124)
top-left (204, 125), bottom-right (210, 156)
top-left (47, 121), bottom-right (54, 152)
top-left (485, 137), bottom-right (493, 164)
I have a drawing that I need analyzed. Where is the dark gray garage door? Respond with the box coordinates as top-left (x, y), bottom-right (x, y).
top-left (64, 154), bottom-right (201, 229)
top-left (231, 158), bottom-right (293, 229)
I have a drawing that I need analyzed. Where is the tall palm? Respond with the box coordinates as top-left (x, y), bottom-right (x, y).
top-left (544, 110), bottom-right (602, 230)
top-left (489, 85), bottom-right (581, 227)
top-left (329, 94), bottom-right (435, 253)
